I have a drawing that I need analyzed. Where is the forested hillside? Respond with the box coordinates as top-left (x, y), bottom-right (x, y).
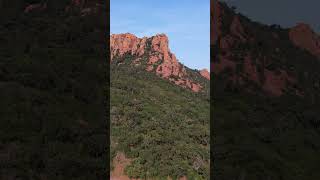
top-left (0, 0), bottom-right (108, 179)
top-left (212, 1), bottom-right (320, 179)
top-left (110, 34), bottom-right (210, 179)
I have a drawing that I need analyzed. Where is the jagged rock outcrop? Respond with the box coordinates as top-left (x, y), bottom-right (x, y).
top-left (212, 2), bottom-right (320, 180)
top-left (111, 33), bottom-right (208, 92)
top-left (110, 33), bottom-right (146, 60)
top-left (200, 69), bottom-right (210, 80)
top-left (289, 23), bottom-right (320, 59)
top-left (212, 1), bottom-right (305, 96)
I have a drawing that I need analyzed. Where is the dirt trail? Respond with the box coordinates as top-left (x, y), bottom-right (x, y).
top-left (110, 152), bottom-right (132, 180)
top-left (110, 152), bottom-right (187, 180)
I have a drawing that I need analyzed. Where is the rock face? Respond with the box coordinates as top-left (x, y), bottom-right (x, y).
top-left (212, 2), bottom-right (320, 180)
top-left (200, 69), bottom-right (210, 80)
top-left (289, 23), bottom-right (320, 59)
top-left (110, 33), bottom-right (146, 60)
top-left (211, 1), bottom-right (308, 97)
top-left (111, 33), bottom-right (208, 92)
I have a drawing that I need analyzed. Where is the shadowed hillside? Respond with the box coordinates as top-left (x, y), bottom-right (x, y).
top-left (212, 1), bottom-right (320, 179)
top-left (0, 0), bottom-right (108, 179)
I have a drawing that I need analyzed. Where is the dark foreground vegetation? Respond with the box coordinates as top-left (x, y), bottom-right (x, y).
top-left (0, 0), bottom-right (108, 179)
top-left (212, 2), bottom-right (320, 180)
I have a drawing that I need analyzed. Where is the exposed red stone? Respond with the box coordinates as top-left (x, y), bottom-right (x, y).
top-left (200, 69), bottom-right (210, 80)
top-left (213, 30), bottom-right (298, 96)
top-left (212, 57), bottom-right (236, 74)
top-left (243, 55), bottom-right (259, 84)
top-left (173, 79), bottom-right (202, 92)
top-left (71, 0), bottom-right (85, 6)
top-left (191, 83), bottom-right (202, 92)
top-left (230, 16), bottom-right (246, 42)
top-left (262, 69), bottom-right (295, 96)
top-left (215, 53), bottom-right (298, 96)
top-left (220, 35), bottom-right (235, 50)
top-left (156, 59), bottom-right (185, 79)
top-left (110, 33), bottom-right (206, 92)
top-left (111, 152), bottom-right (132, 180)
top-left (80, 7), bottom-right (93, 16)
top-left (289, 23), bottom-right (320, 59)
top-left (146, 65), bottom-right (153, 71)
top-left (24, 3), bottom-right (47, 13)
top-left (210, 1), bottom-right (308, 97)
top-left (148, 34), bottom-right (186, 79)
top-left (151, 34), bottom-right (173, 62)
top-left (148, 55), bottom-right (160, 64)
top-left (110, 33), bottom-right (146, 60)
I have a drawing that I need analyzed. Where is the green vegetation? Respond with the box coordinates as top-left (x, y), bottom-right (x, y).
top-left (0, 1), bottom-right (107, 179)
top-left (110, 63), bottom-right (210, 179)
top-left (213, 2), bottom-right (320, 180)
top-left (213, 86), bottom-right (320, 180)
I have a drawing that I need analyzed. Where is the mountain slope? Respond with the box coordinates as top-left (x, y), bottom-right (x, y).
top-left (212, 1), bottom-right (320, 180)
top-left (110, 34), bottom-right (210, 179)
top-left (212, 1), bottom-right (320, 97)
top-left (0, 1), bottom-right (107, 179)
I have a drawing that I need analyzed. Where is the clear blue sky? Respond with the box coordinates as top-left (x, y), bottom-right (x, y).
top-left (111, 0), bottom-right (210, 70)
top-left (223, 0), bottom-right (320, 33)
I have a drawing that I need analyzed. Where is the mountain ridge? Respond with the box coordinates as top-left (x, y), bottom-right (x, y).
top-left (289, 23), bottom-right (320, 59)
top-left (212, 1), bottom-right (320, 97)
top-left (111, 33), bottom-right (210, 93)
top-left (212, 1), bottom-right (320, 179)
top-left (110, 35), bottom-right (210, 179)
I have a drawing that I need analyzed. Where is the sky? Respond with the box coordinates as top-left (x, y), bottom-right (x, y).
top-left (111, 0), bottom-right (210, 71)
top-left (222, 0), bottom-right (320, 33)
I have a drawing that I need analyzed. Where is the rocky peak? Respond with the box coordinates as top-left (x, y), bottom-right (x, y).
top-left (110, 33), bottom-right (175, 66)
top-left (110, 33), bottom-right (146, 60)
top-left (289, 23), bottom-right (320, 59)
top-left (211, 1), bottom-right (303, 97)
top-left (200, 69), bottom-right (210, 80)
top-left (110, 33), bottom-right (207, 92)
top-left (150, 34), bottom-right (177, 63)
top-left (291, 23), bottom-right (313, 33)
top-left (152, 33), bottom-right (169, 43)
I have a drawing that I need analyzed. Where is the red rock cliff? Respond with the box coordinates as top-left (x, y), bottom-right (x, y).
top-left (289, 23), bottom-right (320, 59)
top-left (211, 2), bottom-right (300, 96)
top-left (111, 33), bottom-right (207, 92)
top-left (200, 69), bottom-right (210, 80)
